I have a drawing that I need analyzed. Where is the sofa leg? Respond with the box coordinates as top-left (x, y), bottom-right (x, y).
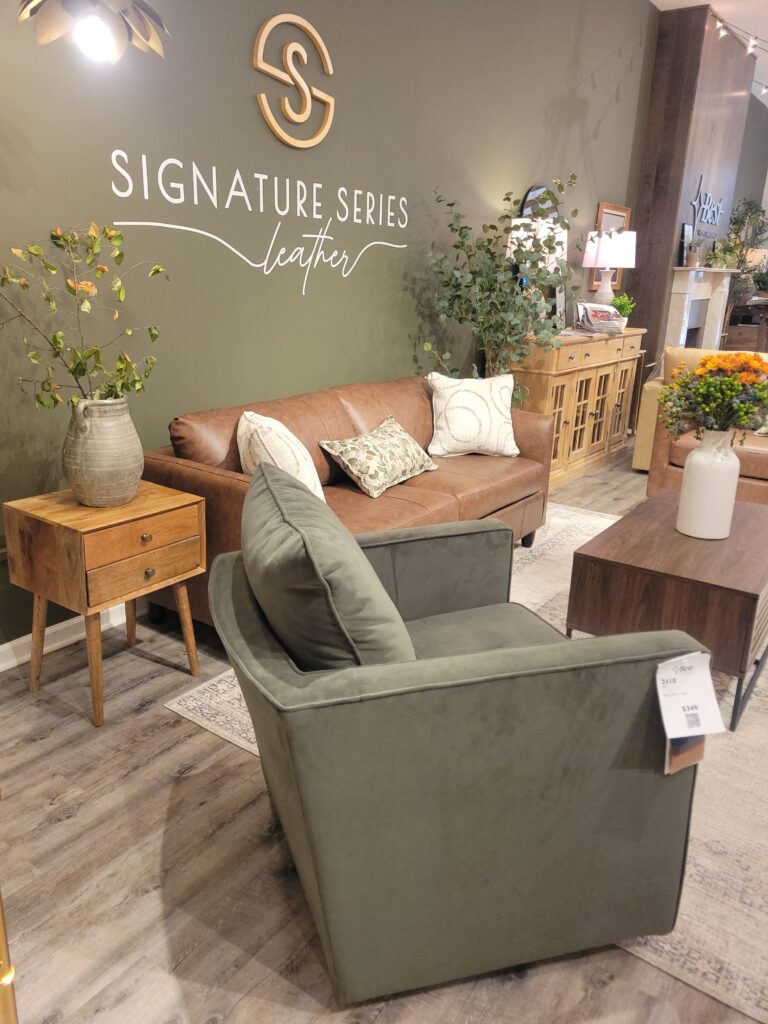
top-left (521, 531), bottom-right (536, 548)
top-left (147, 602), bottom-right (166, 625)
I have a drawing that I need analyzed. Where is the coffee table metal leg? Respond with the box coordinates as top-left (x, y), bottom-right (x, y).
top-left (730, 643), bottom-right (768, 731)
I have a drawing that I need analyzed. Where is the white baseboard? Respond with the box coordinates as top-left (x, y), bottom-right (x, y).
top-left (0, 599), bottom-right (147, 674)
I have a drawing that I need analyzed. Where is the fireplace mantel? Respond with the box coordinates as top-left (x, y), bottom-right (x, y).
top-left (665, 267), bottom-right (738, 350)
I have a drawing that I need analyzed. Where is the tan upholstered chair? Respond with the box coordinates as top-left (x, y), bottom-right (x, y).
top-left (637, 347), bottom-right (768, 501)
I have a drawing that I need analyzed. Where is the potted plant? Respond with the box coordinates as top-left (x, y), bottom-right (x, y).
top-left (611, 292), bottom-right (636, 332)
top-left (657, 351), bottom-right (768, 539)
top-left (425, 174), bottom-right (577, 393)
top-left (705, 240), bottom-right (730, 268)
top-left (686, 242), bottom-right (701, 268)
top-left (0, 223), bottom-right (167, 507)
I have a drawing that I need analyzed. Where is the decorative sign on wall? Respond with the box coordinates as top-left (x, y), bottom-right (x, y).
top-left (109, 151), bottom-right (409, 295)
top-left (253, 13), bottom-right (334, 149)
top-left (690, 173), bottom-right (725, 238)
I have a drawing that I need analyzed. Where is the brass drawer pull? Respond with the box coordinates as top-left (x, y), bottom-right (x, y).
top-left (568, 355), bottom-right (575, 362)
top-left (144, 567), bottom-right (156, 579)
top-left (141, 532), bottom-right (153, 543)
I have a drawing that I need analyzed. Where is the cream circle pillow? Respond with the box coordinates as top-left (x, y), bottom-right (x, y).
top-left (426, 372), bottom-right (519, 457)
top-left (237, 411), bottom-right (326, 502)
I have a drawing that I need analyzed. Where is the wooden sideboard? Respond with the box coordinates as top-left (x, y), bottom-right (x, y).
top-left (517, 328), bottom-right (646, 482)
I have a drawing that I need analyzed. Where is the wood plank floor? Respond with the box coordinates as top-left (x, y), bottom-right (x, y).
top-left (0, 451), bottom-right (753, 1024)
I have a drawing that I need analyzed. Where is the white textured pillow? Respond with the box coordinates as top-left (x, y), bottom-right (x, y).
top-left (237, 411), bottom-right (326, 502)
top-left (426, 373), bottom-right (519, 457)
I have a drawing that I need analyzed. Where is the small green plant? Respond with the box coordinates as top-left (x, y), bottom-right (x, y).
top-left (0, 223), bottom-right (167, 409)
top-left (426, 174), bottom-right (577, 382)
top-left (611, 293), bottom-right (636, 318)
top-left (688, 241), bottom-right (701, 253)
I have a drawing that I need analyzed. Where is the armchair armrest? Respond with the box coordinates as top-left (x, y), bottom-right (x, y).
top-left (356, 519), bottom-right (513, 619)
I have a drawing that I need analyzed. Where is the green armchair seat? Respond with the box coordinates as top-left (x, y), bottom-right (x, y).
top-left (210, 496), bottom-right (701, 1005)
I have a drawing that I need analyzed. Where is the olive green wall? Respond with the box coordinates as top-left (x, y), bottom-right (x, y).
top-left (0, 0), bottom-right (659, 643)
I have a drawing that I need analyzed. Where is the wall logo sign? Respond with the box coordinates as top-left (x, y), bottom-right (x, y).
top-left (253, 13), bottom-right (334, 150)
top-left (690, 174), bottom-right (724, 230)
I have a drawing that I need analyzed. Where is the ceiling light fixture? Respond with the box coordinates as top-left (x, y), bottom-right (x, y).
top-left (17, 0), bottom-right (169, 63)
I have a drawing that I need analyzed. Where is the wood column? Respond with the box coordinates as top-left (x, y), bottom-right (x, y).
top-left (629, 5), bottom-right (755, 376)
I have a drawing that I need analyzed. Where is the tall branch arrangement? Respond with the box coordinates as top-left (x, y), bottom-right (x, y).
top-left (0, 223), bottom-right (167, 409)
top-left (427, 174), bottom-right (577, 382)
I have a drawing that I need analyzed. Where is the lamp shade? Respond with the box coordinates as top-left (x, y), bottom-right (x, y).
top-left (582, 230), bottom-right (636, 270)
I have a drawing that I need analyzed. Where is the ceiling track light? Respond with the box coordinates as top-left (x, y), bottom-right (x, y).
top-left (17, 0), bottom-right (170, 63)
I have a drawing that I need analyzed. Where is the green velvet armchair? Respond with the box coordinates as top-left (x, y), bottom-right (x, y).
top-left (209, 517), bottom-right (701, 1005)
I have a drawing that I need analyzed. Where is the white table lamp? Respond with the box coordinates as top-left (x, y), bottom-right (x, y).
top-left (583, 230), bottom-right (636, 304)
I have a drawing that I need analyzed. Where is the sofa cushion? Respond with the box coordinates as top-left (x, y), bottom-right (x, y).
top-left (670, 430), bottom-right (768, 481)
top-left (324, 482), bottom-right (459, 534)
top-left (406, 603), bottom-right (564, 659)
top-left (241, 463), bottom-right (416, 670)
top-left (320, 417), bottom-right (437, 498)
top-left (402, 455), bottom-right (545, 519)
top-left (237, 411), bottom-right (326, 500)
top-left (170, 390), bottom-right (358, 480)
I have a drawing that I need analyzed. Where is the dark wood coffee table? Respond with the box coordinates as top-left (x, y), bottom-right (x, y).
top-left (565, 490), bottom-right (768, 730)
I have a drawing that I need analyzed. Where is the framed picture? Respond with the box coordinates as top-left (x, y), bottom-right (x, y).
top-left (588, 202), bottom-right (632, 292)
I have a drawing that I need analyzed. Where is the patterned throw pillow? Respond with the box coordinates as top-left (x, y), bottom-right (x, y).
top-left (319, 416), bottom-right (437, 498)
top-left (237, 411), bottom-right (326, 502)
top-left (426, 372), bottom-right (519, 457)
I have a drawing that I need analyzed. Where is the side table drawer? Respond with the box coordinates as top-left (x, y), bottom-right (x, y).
top-left (579, 339), bottom-right (607, 365)
top-left (87, 536), bottom-right (201, 606)
top-left (84, 505), bottom-right (199, 569)
top-left (557, 345), bottom-right (581, 370)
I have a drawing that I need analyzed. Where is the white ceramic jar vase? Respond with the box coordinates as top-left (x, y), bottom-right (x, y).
top-left (675, 429), bottom-right (740, 539)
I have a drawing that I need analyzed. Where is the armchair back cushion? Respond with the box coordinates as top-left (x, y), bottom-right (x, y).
top-left (241, 463), bottom-right (417, 670)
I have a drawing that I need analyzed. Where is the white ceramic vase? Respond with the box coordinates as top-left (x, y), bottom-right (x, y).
top-left (675, 429), bottom-right (740, 539)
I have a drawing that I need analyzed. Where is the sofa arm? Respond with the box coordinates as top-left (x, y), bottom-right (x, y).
top-left (511, 408), bottom-right (555, 468)
top-left (632, 378), bottom-right (664, 472)
top-left (143, 447), bottom-right (250, 557)
top-left (356, 519), bottom-right (513, 620)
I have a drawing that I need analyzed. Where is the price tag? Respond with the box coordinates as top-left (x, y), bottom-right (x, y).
top-left (656, 652), bottom-right (725, 775)
top-left (656, 651), bottom-right (725, 738)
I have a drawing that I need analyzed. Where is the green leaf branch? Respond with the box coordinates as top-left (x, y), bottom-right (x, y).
top-left (0, 223), bottom-right (168, 409)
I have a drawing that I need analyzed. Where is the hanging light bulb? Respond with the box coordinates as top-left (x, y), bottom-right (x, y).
top-left (73, 14), bottom-right (117, 63)
top-left (719, 26), bottom-right (728, 38)
top-left (762, 84), bottom-right (768, 95)
top-left (748, 37), bottom-right (757, 53)
top-left (17, 1), bottom-right (169, 61)
top-left (715, 19), bottom-right (723, 28)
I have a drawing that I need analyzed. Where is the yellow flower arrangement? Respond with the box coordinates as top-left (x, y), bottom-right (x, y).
top-left (658, 351), bottom-right (768, 437)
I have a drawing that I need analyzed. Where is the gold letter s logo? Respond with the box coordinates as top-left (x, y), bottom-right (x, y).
top-left (253, 14), bottom-right (334, 150)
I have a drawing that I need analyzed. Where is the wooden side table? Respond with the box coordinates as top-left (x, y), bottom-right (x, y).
top-left (3, 481), bottom-right (205, 726)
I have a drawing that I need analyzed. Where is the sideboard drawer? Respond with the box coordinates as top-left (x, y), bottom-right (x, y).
top-left (84, 505), bottom-right (199, 569)
top-left (87, 536), bottom-right (201, 605)
top-left (579, 339), bottom-right (607, 365)
top-left (557, 345), bottom-right (581, 370)
top-left (622, 336), bottom-right (641, 359)
top-left (606, 337), bottom-right (626, 361)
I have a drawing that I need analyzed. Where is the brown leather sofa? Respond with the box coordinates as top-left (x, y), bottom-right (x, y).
top-left (143, 375), bottom-right (554, 625)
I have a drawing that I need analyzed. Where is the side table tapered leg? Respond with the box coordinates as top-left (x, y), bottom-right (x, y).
top-left (29, 594), bottom-right (47, 692)
top-left (173, 582), bottom-right (200, 676)
top-left (125, 599), bottom-right (137, 646)
top-left (84, 613), bottom-right (104, 727)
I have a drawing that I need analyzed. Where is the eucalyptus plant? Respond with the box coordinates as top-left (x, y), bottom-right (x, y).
top-left (426, 174), bottom-right (577, 380)
top-left (0, 223), bottom-right (167, 409)
top-left (725, 198), bottom-right (768, 324)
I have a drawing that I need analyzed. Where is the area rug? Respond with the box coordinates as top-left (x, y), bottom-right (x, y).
top-left (165, 502), bottom-right (768, 1022)
top-left (165, 671), bottom-right (259, 755)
